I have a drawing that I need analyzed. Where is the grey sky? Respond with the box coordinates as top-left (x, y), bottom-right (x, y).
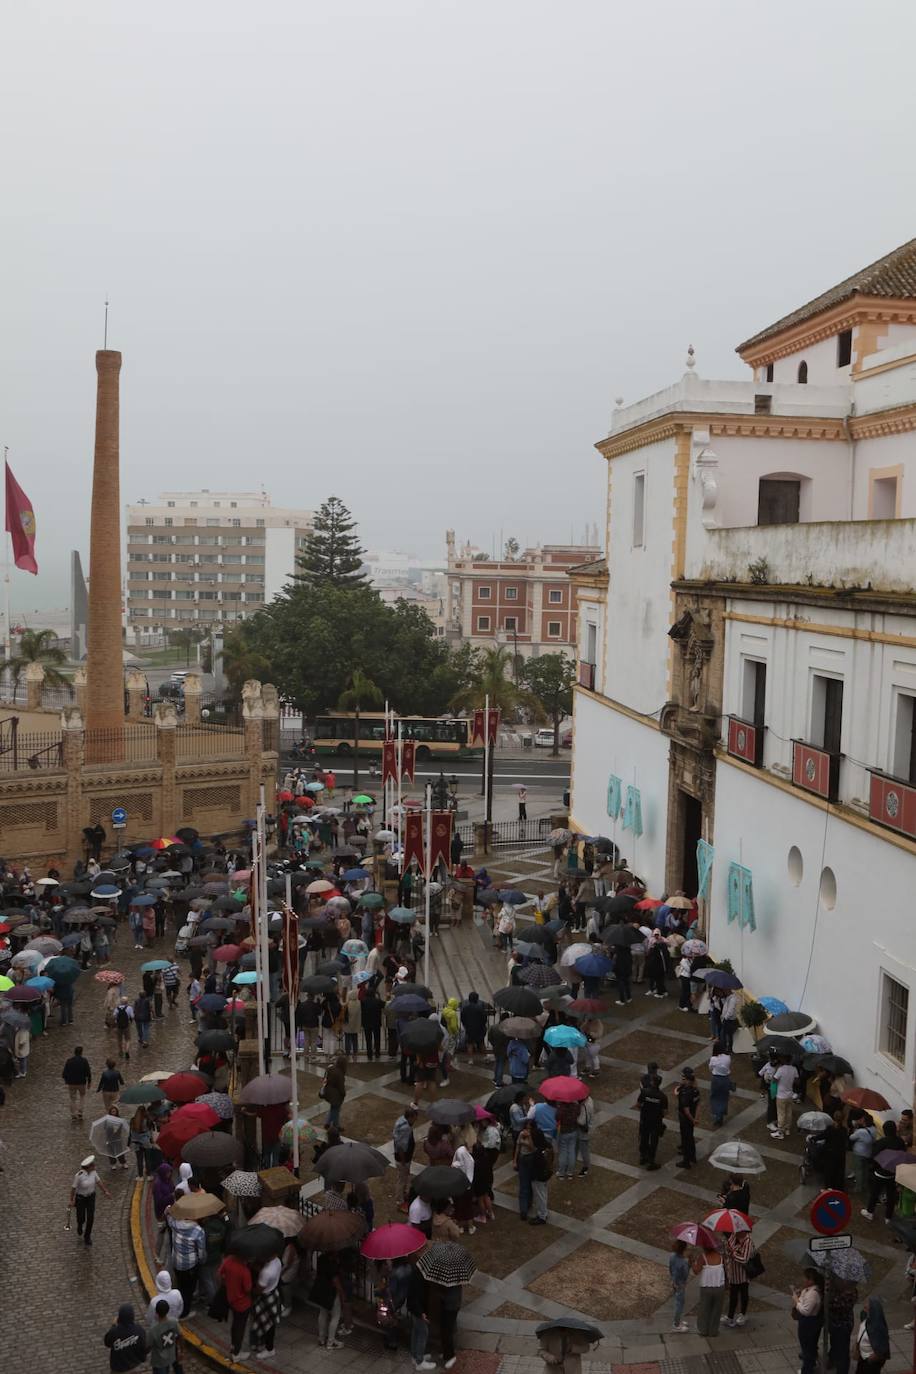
top-left (3, 0), bottom-right (916, 610)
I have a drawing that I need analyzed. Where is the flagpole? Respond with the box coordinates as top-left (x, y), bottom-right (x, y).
top-left (2, 446), bottom-right (11, 664)
top-left (483, 693), bottom-right (490, 847)
top-left (396, 721), bottom-right (403, 872)
top-left (424, 781), bottom-right (432, 991)
top-left (257, 786), bottom-right (271, 1071)
top-left (285, 871), bottom-right (299, 1172)
top-left (251, 825), bottom-right (266, 1077)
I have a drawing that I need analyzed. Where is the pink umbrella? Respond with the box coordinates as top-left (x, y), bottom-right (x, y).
top-left (702, 1208), bottom-right (753, 1233)
top-left (361, 1223), bottom-right (428, 1260)
top-left (473, 1105), bottom-right (495, 1121)
top-left (233, 870), bottom-right (252, 883)
top-left (671, 1222), bottom-right (721, 1249)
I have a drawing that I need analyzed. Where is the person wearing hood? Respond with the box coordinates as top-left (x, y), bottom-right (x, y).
top-left (152, 1161), bottom-right (175, 1220)
top-left (146, 1270), bottom-right (183, 1323)
top-left (103, 1304), bottom-right (147, 1372)
top-left (855, 1296), bottom-right (890, 1372)
top-left (174, 1162), bottom-right (194, 1197)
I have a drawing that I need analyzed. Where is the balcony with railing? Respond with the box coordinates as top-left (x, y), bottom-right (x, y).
top-left (868, 769), bottom-right (916, 841)
top-left (791, 738), bottom-right (842, 802)
top-left (725, 715), bottom-right (764, 767)
top-left (578, 660), bottom-right (596, 691)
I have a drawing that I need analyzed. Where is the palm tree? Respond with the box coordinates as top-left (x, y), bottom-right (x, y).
top-left (1, 627), bottom-right (70, 688)
top-left (449, 645), bottom-right (542, 722)
top-left (337, 669), bottom-right (383, 791)
top-left (220, 624), bottom-right (271, 700)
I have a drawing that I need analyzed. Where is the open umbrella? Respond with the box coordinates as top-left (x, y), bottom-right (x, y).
top-left (565, 999), bottom-right (612, 1018)
top-left (499, 890), bottom-right (529, 906)
top-left (672, 1222), bottom-right (721, 1249)
top-left (315, 1142), bottom-right (388, 1184)
top-left (681, 939), bottom-right (708, 957)
top-left (280, 1118), bottom-right (321, 1150)
top-left (90, 885), bottom-right (121, 900)
top-left (547, 828), bottom-right (572, 844)
top-left (342, 868), bottom-right (370, 882)
top-left (519, 964), bottom-right (563, 990)
top-left (307, 880), bottom-right (336, 895)
top-left (766, 1012), bottom-right (817, 1036)
top-left (299, 1209), bottom-right (366, 1252)
top-left (1, 1010), bottom-right (31, 1030)
top-left (398, 1020), bottom-right (443, 1053)
top-left (698, 969), bottom-right (743, 991)
top-left (361, 1223), bottom-right (427, 1260)
top-left (702, 1208), bottom-right (753, 1233)
top-left (161, 1071), bottom-right (209, 1104)
top-left (810, 1247), bottom-right (870, 1284)
top-left (842, 1087), bottom-right (890, 1112)
top-left (896, 1165), bottom-right (916, 1194)
top-left (196, 1091), bottom-right (235, 1120)
top-left (222, 1170), bottom-right (262, 1198)
top-left (416, 1241), bottom-right (477, 1287)
top-left (94, 968), bottom-right (124, 986)
top-left (797, 1111), bottom-right (833, 1133)
top-left (559, 943), bottom-right (595, 968)
top-left (493, 986), bottom-right (542, 1017)
top-left (140, 959), bottom-right (171, 973)
top-left (182, 1131), bottom-right (244, 1169)
top-left (232, 971), bottom-right (259, 986)
top-left (300, 974), bottom-right (337, 995)
top-left (120, 1082), bottom-right (166, 1107)
top-left (197, 1030), bottom-right (237, 1054)
top-left (516, 925), bottom-right (551, 945)
top-left (196, 994), bottom-right (228, 1015)
top-left (574, 953), bottom-right (612, 979)
top-left (89, 1113), bottom-right (130, 1160)
top-left (539, 1076), bottom-right (589, 1102)
top-left (212, 944), bottom-right (244, 963)
top-left (602, 925), bottom-right (643, 948)
top-left (499, 1016), bottom-right (541, 1039)
top-left (427, 1100), bottom-right (476, 1127)
top-left (414, 1166), bottom-right (470, 1200)
top-left (157, 1118), bottom-right (210, 1162)
top-left (251, 1206), bottom-right (304, 1238)
top-left (238, 1074), bottom-right (293, 1106)
top-left (340, 939), bottom-right (369, 959)
top-left (634, 898), bottom-right (662, 912)
top-left (43, 955), bottom-right (82, 984)
top-left (317, 959), bottom-right (347, 977)
top-left (391, 983), bottom-right (432, 1000)
top-left (877, 1149), bottom-right (916, 1172)
top-left (803, 1053), bottom-right (853, 1076)
top-left (754, 1035), bottom-right (804, 1061)
top-left (25, 975), bottom-right (55, 992)
top-left (387, 906), bottom-right (417, 924)
top-left (227, 1223), bottom-right (285, 1263)
top-left (543, 1025), bottom-right (587, 1049)
top-left (707, 1141), bottom-right (766, 1174)
top-left (170, 1191), bottom-right (227, 1221)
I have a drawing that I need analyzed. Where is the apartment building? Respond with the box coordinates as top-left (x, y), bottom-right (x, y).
top-left (125, 490), bottom-right (311, 634)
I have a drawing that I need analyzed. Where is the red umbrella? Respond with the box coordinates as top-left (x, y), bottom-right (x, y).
top-left (538, 1076), bottom-right (590, 1103)
top-left (0, 923), bottom-right (10, 935)
top-left (566, 998), bottom-right (610, 1015)
top-left (212, 944), bottom-right (244, 963)
top-left (161, 1071), bottom-right (209, 1104)
top-left (672, 1222), bottom-right (721, 1249)
top-left (171, 1102), bottom-right (221, 1130)
top-left (635, 897), bottom-right (662, 911)
top-left (157, 1117), bottom-right (210, 1161)
top-left (701, 1208), bottom-right (753, 1233)
top-left (843, 1087), bottom-right (891, 1112)
top-left (149, 836), bottom-right (181, 850)
top-left (278, 790), bottom-right (294, 802)
top-left (361, 1223), bottom-right (428, 1260)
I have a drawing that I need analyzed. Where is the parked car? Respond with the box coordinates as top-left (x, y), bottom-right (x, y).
top-left (534, 728), bottom-right (556, 749)
top-left (560, 729), bottom-right (573, 748)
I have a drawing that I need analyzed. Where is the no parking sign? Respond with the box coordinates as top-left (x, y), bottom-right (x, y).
top-left (810, 1189), bottom-right (852, 1236)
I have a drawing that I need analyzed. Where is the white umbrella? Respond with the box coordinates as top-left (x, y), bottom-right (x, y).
top-left (222, 1170), bottom-right (263, 1198)
top-left (35, 877), bottom-right (59, 887)
top-left (374, 830), bottom-right (395, 842)
top-left (707, 1141), bottom-right (766, 1175)
top-left (559, 943), bottom-right (594, 968)
top-left (89, 1113), bottom-right (130, 1160)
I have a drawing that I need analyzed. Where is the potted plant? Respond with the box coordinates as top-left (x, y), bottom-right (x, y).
top-left (740, 999), bottom-right (768, 1041)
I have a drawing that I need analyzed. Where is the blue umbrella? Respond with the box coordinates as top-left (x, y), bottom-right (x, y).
top-left (130, 893), bottom-right (158, 908)
top-left (140, 959), bottom-right (172, 973)
top-left (197, 993), bottom-right (227, 1013)
top-left (61, 932), bottom-right (83, 948)
top-left (514, 941), bottom-right (552, 962)
top-left (574, 954), bottom-right (613, 978)
top-left (390, 993), bottom-right (430, 1014)
top-left (306, 781), bottom-right (325, 792)
top-left (353, 970), bottom-right (373, 985)
top-left (26, 975), bottom-right (55, 991)
top-left (130, 846), bottom-right (156, 858)
top-left (499, 890), bottom-right (528, 905)
top-left (760, 996), bottom-right (789, 1015)
top-left (232, 970), bottom-right (259, 985)
top-left (543, 1025), bottom-right (587, 1049)
top-left (477, 889), bottom-right (501, 906)
top-left (388, 906), bottom-right (417, 924)
top-left (341, 939), bottom-right (369, 958)
top-left (342, 868), bottom-right (369, 882)
top-left (90, 885), bottom-right (121, 899)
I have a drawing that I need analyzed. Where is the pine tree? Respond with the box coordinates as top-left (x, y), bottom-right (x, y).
top-left (295, 496), bottom-right (367, 589)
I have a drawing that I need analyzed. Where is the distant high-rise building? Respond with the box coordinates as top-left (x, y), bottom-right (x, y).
top-left (125, 490), bottom-right (312, 634)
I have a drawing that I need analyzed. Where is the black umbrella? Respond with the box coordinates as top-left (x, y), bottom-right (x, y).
top-left (536, 1318), bottom-right (602, 1343)
top-left (515, 925), bottom-right (552, 945)
top-left (212, 896), bottom-right (243, 913)
top-left (427, 1099), bottom-right (475, 1127)
top-left (755, 1034), bottom-right (804, 1061)
top-left (332, 847), bottom-right (360, 859)
top-left (94, 914), bottom-right (117, 928)
top-left (486, 1086), bottom-right (521, 1113)
top-left (766, 1012), bottom-right (814, 1034)
top-left (602, 924), bottom-right (643, 947)
top-left (416, 1241), bottom-right (477, 1287)
top-left (197, 993), bottom-right (228, 1014)
top-left (317, 959), bottom-right (347, 977)
top-left (594, 894), bottom-right (638, 917)
top-left (803, 1052), bottom-right (854, 1076)
top-left (493, 986), bottom-right (542, 1017)
top-left (300, 915), bottom-right (333, 931)
top-left (414, 1166), bottom-right (470, 1201)
top-left (488, 1026), bottom-right (508, 1055)
top-left (391, 983), bottom-right (432, 1000)
top-left (197, 1029), bottom-right (237, 1053)
top-left (176, 827), bottom-right (199, 844)
top-left (180, 887), bottom-right (207, 901)
top-left (182, 1131), bottom-right (244, 1168)
top-left (198, 916), bottom-right (234, 932)
top-left (398, 1019), bottom-right (444, 1053)
top-left (314, 1142), bottom-right (388, 1184)
top-left (227, 1223), bottom-right (285, 1263)
top-left (300, 974), bottom-right (337, 995)
top-left (519, 964), bottom-right (563, 989)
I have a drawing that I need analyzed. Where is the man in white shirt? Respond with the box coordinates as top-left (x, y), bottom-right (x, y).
top-left (770, 1058), bottom-right (798, 1139)
top-left (720, 991), bottom-right (739, 1053)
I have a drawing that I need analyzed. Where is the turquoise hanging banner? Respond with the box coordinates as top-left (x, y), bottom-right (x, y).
top-left (727, 862), bottom-right (756, 931)
top-left (696, 839), bottom-right (714, 899)
top-left (622, 785), bottom-right (643, 837)
top-left (606, 774), bottom-right (622, 819)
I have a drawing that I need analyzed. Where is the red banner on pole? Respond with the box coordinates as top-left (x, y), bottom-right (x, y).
top-left (401, 739), bottom-right (416, 782)
top-left (382, 738), bottom-right (398, 785)
top-left (403, 811), bottom-right (425, 873)
top-left (471, 709), bottom-right (485, 744)
top-left (430, 811), bottom-right (453, 870)
top-left (5, 460), bottom-right (38, 575)
top-left (281, 905), bottom-right (299, 1002)
top-left (487, 707), bottom-right (500, 744)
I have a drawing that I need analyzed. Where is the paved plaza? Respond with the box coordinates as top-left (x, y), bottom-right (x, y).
top-left (4, 842), bottom-right (914, 1374)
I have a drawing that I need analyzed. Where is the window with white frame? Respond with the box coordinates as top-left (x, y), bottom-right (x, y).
top-left (504, 616), bottom-right (517, 631)
top-left (504, 587), bottom-right (518, 600)
top-left (811, 674), bottom-right (844, 755)
top-left (476, 615), bottom-right (491, 631)
top-left (478, 586), bottom-right (491, 600)
top-left (880, 973), bottom-right (909, 1066)
top-left (893, 693), bottom-right (916, 784)
top-left (547, 621), bottom-right (562, 637)
top-left (632, 471), bottom-right (646, 547)
top-left (548, 589), bottom-right (563, 604)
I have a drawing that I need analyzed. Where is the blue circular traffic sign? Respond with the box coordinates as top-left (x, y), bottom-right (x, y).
top-left (111, 807), bottom-right (127, 826)
top-left (810, 1189), bottom-right (851, 1235)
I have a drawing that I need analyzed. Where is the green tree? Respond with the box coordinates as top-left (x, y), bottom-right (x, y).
top-left (520, 652), bottom-right (576, 755)
top-left (449, 644), bottom-right (542, 723)
top-left (336, 668), bottom-right (384, 790)
top-left (504, 536), bottom-right (520, 561)
top-left (220, 622), bottom-right (272, 699)
top-left (295, 496), bottom-right (367, 589)
top-left (168, 627), bottom-right (205, 666)
top-left (1, 627), bottom-right (69, 688)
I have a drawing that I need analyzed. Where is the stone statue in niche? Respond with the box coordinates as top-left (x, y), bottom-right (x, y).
top-left (688, 640), bottom-right (706, 713)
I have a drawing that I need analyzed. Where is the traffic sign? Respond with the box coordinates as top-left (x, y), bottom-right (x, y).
top-left (810, 1234), bottom-right (852, 1253)
top-left (111, 807), bottom-right (127, 826)
top-left (810, 1189), bottom-right (852, 1235)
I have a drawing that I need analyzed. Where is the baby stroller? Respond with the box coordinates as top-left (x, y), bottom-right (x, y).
top-left (799, 1130), bottom-right (825, 1185)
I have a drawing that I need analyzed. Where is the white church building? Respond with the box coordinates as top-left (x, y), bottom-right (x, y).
top-left (569, 236), bottom-right (916, 1110)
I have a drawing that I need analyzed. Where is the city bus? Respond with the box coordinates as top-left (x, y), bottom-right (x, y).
top-left (311, 712), bottom-right (482, 761)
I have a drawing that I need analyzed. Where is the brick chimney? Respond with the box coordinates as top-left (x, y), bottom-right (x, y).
top-left (85, 350), bottom-right (125, 736)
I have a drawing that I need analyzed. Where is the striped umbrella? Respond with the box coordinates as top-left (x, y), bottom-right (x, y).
top-left (701, 1208), bottom-right (753, 1233)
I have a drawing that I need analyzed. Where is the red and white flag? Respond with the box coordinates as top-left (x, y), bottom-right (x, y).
top-left (403, 811), bottom-right (425, 873)
top-left (281, 904), bottom-right (299, 1002)
top-left (487, 706), bottom-right (500, 744)
top-left (430, 811), bottom-right (453, 869)
top-left (471, 708), bottom-right (485, 744)
top-left (401, 739), bottom-right (416, 782)
top-left (382, 738), bottom-right (398, 785)
top-left (5, 460), bottom-right (37, 574)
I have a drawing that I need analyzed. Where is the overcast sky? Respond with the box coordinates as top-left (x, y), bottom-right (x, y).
top-left (3, 1), bottom-right (916, 611)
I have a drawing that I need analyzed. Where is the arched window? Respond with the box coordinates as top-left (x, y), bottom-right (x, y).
top-left (797, 360), bottom-right (808, 384)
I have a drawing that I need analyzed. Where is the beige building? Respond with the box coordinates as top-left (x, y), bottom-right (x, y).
top-left (444, 531), bottom-right (601, 659)
top-left (126, 490), bottom-right (312, 635)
